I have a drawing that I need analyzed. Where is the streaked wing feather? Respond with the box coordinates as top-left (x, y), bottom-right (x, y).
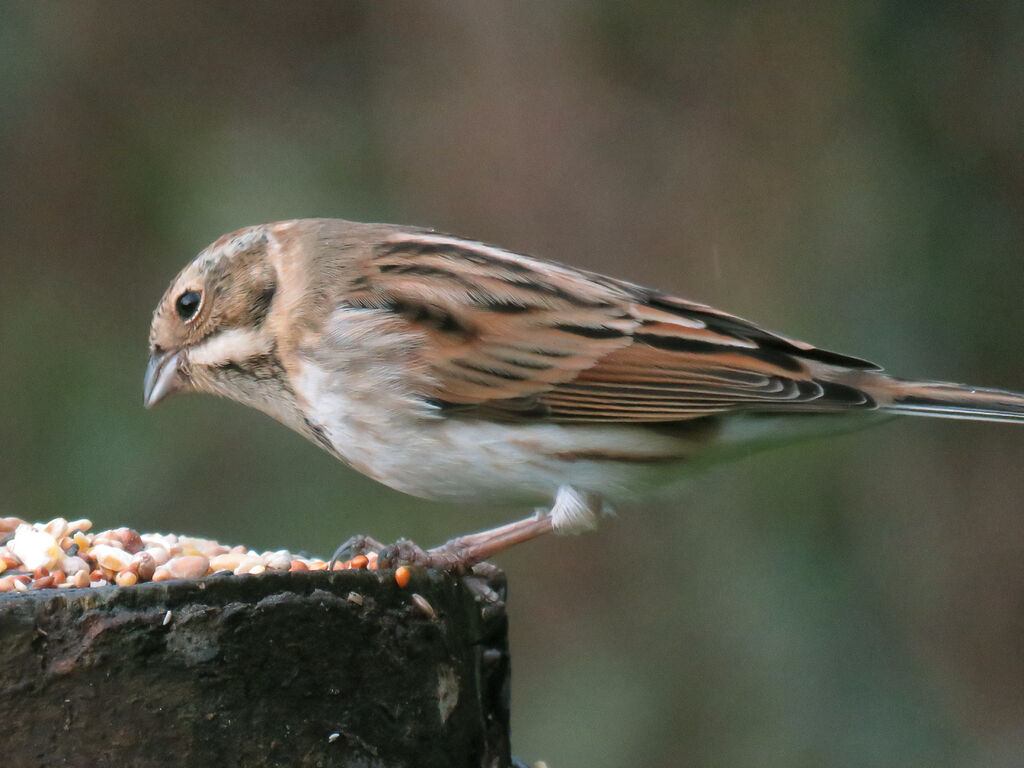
top-left (352, 234), bottom-right (880, 422)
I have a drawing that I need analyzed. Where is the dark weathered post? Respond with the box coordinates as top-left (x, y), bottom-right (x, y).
top-left (0, 569), bottom-right (511, 768)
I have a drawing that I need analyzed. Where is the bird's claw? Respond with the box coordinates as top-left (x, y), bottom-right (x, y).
top-left (328, 533), bottom-right (387, 570)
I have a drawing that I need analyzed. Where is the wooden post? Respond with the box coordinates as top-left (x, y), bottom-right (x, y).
top-left (0, 569), bottom-right (512, 768)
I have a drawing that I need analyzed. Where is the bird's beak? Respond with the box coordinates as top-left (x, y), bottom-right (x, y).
top-left (144, 350), bottom-right (182, 409)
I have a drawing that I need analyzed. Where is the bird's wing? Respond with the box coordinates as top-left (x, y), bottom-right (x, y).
top-left (345, 233), bottom-right (882, 422)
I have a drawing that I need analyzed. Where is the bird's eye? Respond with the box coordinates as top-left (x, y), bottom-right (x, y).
top-left (175, 290), bottom-right (202, 322)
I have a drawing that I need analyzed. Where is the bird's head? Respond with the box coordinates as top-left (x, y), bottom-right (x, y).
top-left (145, 224), bottom-right (281, 409)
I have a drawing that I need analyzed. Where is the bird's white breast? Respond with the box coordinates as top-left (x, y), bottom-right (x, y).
top-left (288, 306), bottom-right (706, 506)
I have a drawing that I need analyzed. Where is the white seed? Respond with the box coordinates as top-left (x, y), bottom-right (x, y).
top-left (10, 525), bottom-right (61, 571)
top-left (42, 517), bottom-right (69, 540)
top-left (90, 544), bottom-right (134, 572)
top-left (209, 553), bottom-right (245, 572)
top-left (264, 550), bottom-right (292, 571)
top-left (179, 536), bottom-right (227, 558)
top-left (166, 555), bottom-right (210, 580)
top-left (231, 554), bottom-right (263, 575)
top-left (60, 556), bottom-right (90, 575)
top-left (141, 533), bottom-right (178, 555)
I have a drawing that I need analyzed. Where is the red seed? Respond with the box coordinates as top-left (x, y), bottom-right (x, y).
top-left (350, 555), bottom-right (369, 570)
top-left (288, 561), bottom-right (308, 572)
top-left (395, 566), bottom-right (411, 588)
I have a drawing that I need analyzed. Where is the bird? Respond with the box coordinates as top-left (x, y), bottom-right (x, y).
top-left (145, 218), bottom-right (1024, 567)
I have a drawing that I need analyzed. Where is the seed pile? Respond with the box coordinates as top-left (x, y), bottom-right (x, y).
top-left (0, 517), bottom-right (383, 593)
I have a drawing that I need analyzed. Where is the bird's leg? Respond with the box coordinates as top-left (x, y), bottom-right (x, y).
top-left (378, 485), bottom-right (603, 571)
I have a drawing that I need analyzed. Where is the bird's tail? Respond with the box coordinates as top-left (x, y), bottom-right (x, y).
top-left (872, 378), bottom-right (1024, 424)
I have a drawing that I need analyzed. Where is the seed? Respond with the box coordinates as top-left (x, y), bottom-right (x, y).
top-left (208, 553), bottom-right (245, 572)
top-left (133, 551), bottom-right (156, 581)
top-left (43, 518), bottom-right (69, 540)
top-left (90, 544), bottom-right (134, 572)
top-left (289, 561), bottom-right (309, 572)
top-left (264, 551), bottom-right (292, 571)
top-left (231, 555), bottom-right (263, 575)
top-left (60, 556), bottom-right (89, 575)
top-left (411, 593), bottom-right (436, 619)
top-left (350, 555), bottom-right (369, 570)
top-left (10, 526), bottom-right (61, 571)
top-left (0, 518), bottom-right (22, 534)
top-left (146, 545), bottom-right (170, 566)
top-left (115, 571), bottom-right (138, 587)
top-left (395, 566), bottom-right (411, 588)
top-left (166, 555), bottom-right (210, 580)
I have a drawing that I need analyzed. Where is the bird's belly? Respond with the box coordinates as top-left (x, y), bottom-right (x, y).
top-left (332, 416), bottom-right (706, 505)
top-left (293, 358), bottom-right (709, 505)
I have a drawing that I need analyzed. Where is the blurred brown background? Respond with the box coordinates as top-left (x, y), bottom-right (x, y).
top-left (2, 2), bottom-right (1023, 766)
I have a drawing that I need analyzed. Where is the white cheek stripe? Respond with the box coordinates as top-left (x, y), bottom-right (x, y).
top-left (188, 328), bottom-right (271, 366)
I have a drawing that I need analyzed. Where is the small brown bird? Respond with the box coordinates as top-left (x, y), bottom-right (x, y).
top-left (145, 218), bottom-right (1024, 565)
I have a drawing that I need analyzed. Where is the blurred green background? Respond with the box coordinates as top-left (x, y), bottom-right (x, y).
top-left (2, 2), bottom-right (1023, 766)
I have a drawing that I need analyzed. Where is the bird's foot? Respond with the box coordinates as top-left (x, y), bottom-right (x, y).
top-left (328, 533), bottom-right (387, 570)
top-left (373, 512), bottom-right (554, 573)
top-left (330, 486), bottom-right (603, 572)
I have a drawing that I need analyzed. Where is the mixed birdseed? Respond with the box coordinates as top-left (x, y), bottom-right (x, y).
top-left (0, 516), bottom-right (382, 593)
